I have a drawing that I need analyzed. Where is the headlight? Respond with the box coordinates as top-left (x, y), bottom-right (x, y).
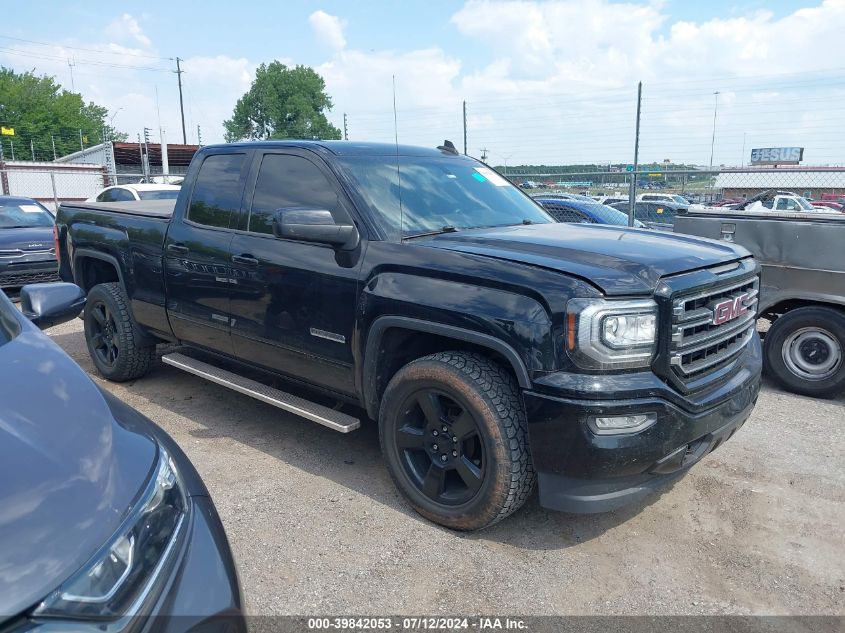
top-left (566, 298), bottom-right (658, 369)
top-left (33, 445), bottom-right (187, 620)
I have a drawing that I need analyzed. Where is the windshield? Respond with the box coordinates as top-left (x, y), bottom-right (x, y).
top-left (338, 156), bottom-right (553, 240)
top-left (138, 189), bottom-right (180, 200)
top-left (671, 195), bottom-right (688, 204)
top-left (796, 196), bottom-right (815, 210)
top-left (0, 202), bottom-right (54, 228)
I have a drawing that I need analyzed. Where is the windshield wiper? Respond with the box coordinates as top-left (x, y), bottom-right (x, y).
top-left (403, 225), bottom-right (458, 240)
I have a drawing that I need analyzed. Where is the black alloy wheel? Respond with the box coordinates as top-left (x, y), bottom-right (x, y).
top-left (88, 300), bottom-right (120, 367)
top-left (393, 389), bottom-right (486, 506)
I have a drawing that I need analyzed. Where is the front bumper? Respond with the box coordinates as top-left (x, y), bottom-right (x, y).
top-left (0, 259), bottom-right (59, 289)
top-left (524, 332), bottom-right (762, 514)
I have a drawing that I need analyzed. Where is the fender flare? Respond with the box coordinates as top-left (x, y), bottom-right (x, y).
top-left (362, 315), bottom-right (532, 418)
top-left (72, 249), bottom-right (125, 290)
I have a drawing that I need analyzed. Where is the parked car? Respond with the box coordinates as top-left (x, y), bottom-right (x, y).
top-left (0, 283), bottom-right (245, 630)
top-left (532, 192), bottom-right (596, 203)
top-left (730, 190), bottom-right (825, 213)
top-left (0, 195), bottom-right (59, 291)
top-left (56, 140), bottom-right (762, 531)
top-left (810, 200), bottom-right (844, 212)
top-left (535, 197), bottom-right (646, 227)
top-left (637, 193), bottom-right (691, 208)
top-left (674, 206), bottom-right (845, 398)
top-left (610, 200), bottom-right (686, 229)
top-left (89, 184), bottom-right (181, 202)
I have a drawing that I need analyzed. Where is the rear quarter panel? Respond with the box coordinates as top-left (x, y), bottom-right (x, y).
top-left (59, 205), bottom-right (172, 336)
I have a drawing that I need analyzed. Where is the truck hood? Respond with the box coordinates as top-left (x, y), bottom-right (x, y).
top-left (0, 329), bottom-right (156, 619)
top-left (422, 223), bottom-right (748, 295)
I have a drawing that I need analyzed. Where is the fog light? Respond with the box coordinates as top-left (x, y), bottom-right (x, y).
top-left (589, 413), bottom-right (657, 435)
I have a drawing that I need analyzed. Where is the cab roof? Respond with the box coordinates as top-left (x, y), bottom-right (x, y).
top-left (213, 140), bottom-right (468, 158)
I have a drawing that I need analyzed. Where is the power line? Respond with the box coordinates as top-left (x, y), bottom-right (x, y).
top-left (0, 34), bottom-right (172, 60)
top-left (0, 46), bottom-right (171, 72)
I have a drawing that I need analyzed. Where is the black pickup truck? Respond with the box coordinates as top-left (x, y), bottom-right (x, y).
top-left (56, 141), bottom-right (762, 530)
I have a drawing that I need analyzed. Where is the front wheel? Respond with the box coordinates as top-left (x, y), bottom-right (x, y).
top-left (379, 352), bottom-right (535, 530)
top-left (84, 282), bottom-right (156, 382)
top-left (763, 306), bottom-right (845, 399)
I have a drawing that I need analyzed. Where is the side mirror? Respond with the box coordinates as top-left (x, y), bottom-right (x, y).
top-left (272, 207), bottom-right (359, 250)
top-left (20, 283), bottom-right (86, 330)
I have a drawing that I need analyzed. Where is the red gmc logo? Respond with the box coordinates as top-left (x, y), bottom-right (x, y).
top-left (712, 294), bottom-right (749, 325)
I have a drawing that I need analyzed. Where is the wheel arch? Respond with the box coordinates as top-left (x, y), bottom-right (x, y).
top-left (362, 316), bottom-right (531, 420)
top-left (72, 249), bottom-right (124, 293)
top-left (761, 295), bottom-right (845, 322)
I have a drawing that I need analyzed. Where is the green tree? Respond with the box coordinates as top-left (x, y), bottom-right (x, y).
top-left (0, 67), bottom-right (126, 160)
top-left (224, 62), bottom-right (341, 142)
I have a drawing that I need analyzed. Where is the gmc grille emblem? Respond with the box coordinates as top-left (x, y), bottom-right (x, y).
top-left (712, 294), bottom-right (749, 325)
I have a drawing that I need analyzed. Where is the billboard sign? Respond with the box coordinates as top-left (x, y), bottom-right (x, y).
top-left (750, 147), bottom-right (803, 165)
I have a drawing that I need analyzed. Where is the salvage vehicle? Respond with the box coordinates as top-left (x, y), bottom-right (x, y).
top-left (534, 196), bottom-right (646, 227)
top-left (0, 195), bottom-right (59, 291)
top-left (0, 283), bottom-right (244, 630)
top-left (56, 140), bottom-right (762, 530)
top-left (674, 206), bottom-right (845, 398)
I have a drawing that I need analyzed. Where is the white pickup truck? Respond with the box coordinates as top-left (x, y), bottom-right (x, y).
top-left (734, 191), bottom-right (837, 213)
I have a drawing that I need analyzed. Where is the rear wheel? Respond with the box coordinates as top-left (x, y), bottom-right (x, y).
top-left (84, 282), bottom-right (155, 381)
top-left (379, 352), bottom-right (535, 530)
top-left (763, 306), bottom-right (845, 399)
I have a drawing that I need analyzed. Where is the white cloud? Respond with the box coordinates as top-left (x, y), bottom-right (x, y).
top-left (105, 13), bottom-right (152, 48)
top-left (309, 10), bottom-right (347, 51)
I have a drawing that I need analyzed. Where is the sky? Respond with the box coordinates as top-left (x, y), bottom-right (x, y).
top-left (1, 0), bottom-right (844, 166)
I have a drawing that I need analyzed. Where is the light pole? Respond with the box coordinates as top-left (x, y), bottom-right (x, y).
top-left (108, 107), bottom-right (124, 140)
top-left (741, 131), bottom-right (747, 167)
top-left (708, 91), bottom-right (720, 172)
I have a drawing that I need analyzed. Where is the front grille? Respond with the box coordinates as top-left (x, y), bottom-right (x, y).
top-left (0, 270), bottom-right (61, 288)
top-left (669, 276), bottom-right (759, 377)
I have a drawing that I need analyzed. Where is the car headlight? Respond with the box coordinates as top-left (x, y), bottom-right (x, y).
top-left (33, 445), bottom-right (187, 620)
top-left (566, 298), bottom-right (658, 369)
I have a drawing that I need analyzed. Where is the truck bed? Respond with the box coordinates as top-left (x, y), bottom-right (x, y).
top-left (60, 199), bottom-right (176, 218)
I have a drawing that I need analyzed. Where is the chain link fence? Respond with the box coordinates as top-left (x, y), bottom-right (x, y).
top-left (520, 167), bottom-right (845, 227)
top-left (2, 164), bottom-right (844, 222)
top-left (0, 165), bottom-right (169, 212)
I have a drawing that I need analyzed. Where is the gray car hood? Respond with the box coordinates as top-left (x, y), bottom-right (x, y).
top-left (0, 329), bottom-right (155, 618)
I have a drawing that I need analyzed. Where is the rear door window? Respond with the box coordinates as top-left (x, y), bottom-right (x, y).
top-left (188, 154), bottom-right (246, 229)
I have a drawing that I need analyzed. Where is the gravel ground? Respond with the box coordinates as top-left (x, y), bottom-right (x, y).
top-left (46, 318), bottom-right (844, 616)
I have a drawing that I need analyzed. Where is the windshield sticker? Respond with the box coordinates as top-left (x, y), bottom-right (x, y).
top-left (474, 167), bottom-right (509, 186)
top-left (472, 172), bottom-right (487, 182)
top-left (20, 204), bottom-right (43, 213)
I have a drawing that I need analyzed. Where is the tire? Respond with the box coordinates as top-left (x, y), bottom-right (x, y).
top-left (84, 282), bottom-right (155, 382)
top-left (763, 306), bottom-right (845, 399)
top-left (379, 351), bottom-right (535, 531)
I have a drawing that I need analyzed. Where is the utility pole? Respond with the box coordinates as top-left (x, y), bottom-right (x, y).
top-left (343, 113), bottom-right (348, 140)
top-left (480, 148), bottom-right (488, 162)
top-left (462, 100), bottom-right (467, 155)
top-left (79, 129), bottom-right (84, 151)
top-left (197, 124), bottom-right (202, 146)
top-left (708, 91), bottom-right (720, 173)
top-left (627, 81), bottom-right (642, 228)
top-left (175, 58), bottom-right (187, 144)
top-left (10, 140), bottom-right (14, 160)
top-left (51, 135), bottom-right (57, 160)
top-left (30, 139), bottom-right (35, 161)
top-left (67, 58), bottom-right (75, 92)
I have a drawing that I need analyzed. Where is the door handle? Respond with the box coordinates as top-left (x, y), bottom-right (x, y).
top-left (167, 243), bottom-right (189, 254)
top-left (231, 254), bottom-right (259, 267)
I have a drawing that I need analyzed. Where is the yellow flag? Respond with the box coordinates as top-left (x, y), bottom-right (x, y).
top-left (0, 127), bottom-right (14, 136)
